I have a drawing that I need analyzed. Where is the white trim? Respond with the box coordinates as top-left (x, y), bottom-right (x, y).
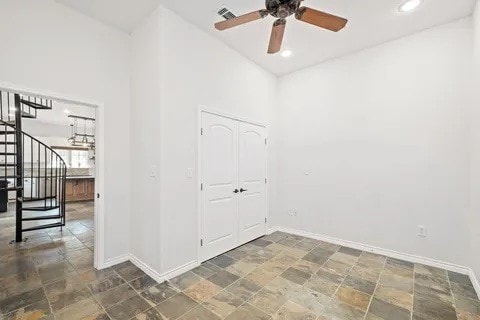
top-left (129, 253), bottom-right (199, 283)
top-left (270, 226), bottom-right (473, 275)
top-left (469, 269), bottom-right (480, 299)
top-left (197, 106), bottom-right (268, 263)
top-left (0, 82), bottom-right (106, 269)
top-left (98, 254), bottom-right (129, 269)
top-left (199, 106), bottom-right (267, 128)
top-left (267, 227), bottom-right (277, 235)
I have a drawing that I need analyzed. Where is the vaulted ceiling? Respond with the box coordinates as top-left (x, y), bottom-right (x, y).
top-left (56, 0), bottom-right (477, 75)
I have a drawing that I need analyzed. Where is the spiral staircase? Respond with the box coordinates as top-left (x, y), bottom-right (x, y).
top-left (0, 91), bottom-right (67, 243)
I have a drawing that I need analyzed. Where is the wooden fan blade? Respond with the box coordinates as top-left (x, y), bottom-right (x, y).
top-left (215, 10), bottom-right (268, 31)
top-left (267, 19), bottom-right (286, 54)
top-left (295, 7), bottom-right (348, 32)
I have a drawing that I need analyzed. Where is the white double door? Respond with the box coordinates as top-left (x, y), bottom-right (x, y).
top-left (201, 112), bottom-right (267, 262)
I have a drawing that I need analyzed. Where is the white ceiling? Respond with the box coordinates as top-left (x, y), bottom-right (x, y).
top-left (56, 0), bottom-right (476, 75)
top-left (24, 101), bottom-right (96, 128)
top-left (55, 0), bottom-right (160, 33)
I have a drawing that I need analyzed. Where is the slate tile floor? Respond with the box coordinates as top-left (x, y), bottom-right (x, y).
top-left (1, 206), bottom-right (479, 320)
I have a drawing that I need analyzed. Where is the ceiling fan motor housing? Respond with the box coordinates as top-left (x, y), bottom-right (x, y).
top-left (265, 0), bottom-right (299, 18)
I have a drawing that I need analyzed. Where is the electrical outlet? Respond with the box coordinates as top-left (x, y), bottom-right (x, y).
top-left (418, 225), bottom-right (427, 237)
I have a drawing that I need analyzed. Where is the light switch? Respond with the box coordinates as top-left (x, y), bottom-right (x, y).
top-left (187, 168), bottom-right (193, 178)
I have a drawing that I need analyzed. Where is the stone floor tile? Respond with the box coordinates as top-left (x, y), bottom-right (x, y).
top-left (226, 259), bottom-right (260, 277)
top-left (451, 281), bottom-right (479, 300)
top-left (280, 267), bottom-right (311, 285)
top-left (321, 299), bottom-right (366, 320)
top-left (94, 283), bottom-right (138, 309)
top-left (184, 279), bottom-right (222, 303)
top-left (169, 271), bottom-right (201, 291)
top-left (272, 300), bottom-right (317, 320)
top-left (338, 247), bottom-right (363, 257)
top-left (179, 305), bottom-right (222, 320)
top-left (156, 293), bottom-right (198, 319)
top-left (455, 296), bottom-right (480, 316)
top-left (249, 287), bottom-right (286, 315)
top-left (386, 258), bottom-right (414, 271)
top-left (208, 254), bottom-right (236, 268)
top-left (106, 294), bottom-right (151, 319)
top-left (140, 282), bottom-right (179, 306)
top-left (343, 275), bottom-right (377, 295)
top-left (207, 270), bottom-right (240, 288)
top-left (335, 285), bottom-right (371, 311)
top-left (0, 287), bottom-right (46, 315)
top-left (45, 276), bottom-right (92, 311)
top-left (54, 297), bottom-right (103, 320)
top-left (224, 302), bottom-right (271, 320)
top-left (131, 307), bottom-right (164, 320)
top-left (226, 278), bottom-right (262, 301)
top-left (374, 285), bottom-right (413, 311)
top-left (191, 262), bottom-right (221, 278)
top-left (414, 264), bottom-right (448, 280)
top-left (0, 270), bottom-right (42, 300)
top-left (448, 271), bottom-right (474, 287)
top-left (203, 291), bottom-right (244, 318)
top-left (3, 299), bottom-right (52, 320)
top-left (89, 273), bottom-right (126, 294)
top-left (112, 261), bottom-right (146, 282)
top-left (368, 297), bottom-right (410, 320)
top-left (129, 274), bottom-right (158, 292)
top-left (413, 292), bottom-right (457, 320)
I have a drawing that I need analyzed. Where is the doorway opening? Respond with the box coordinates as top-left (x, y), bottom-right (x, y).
top-left (0, 86), bottom-right (103, 273)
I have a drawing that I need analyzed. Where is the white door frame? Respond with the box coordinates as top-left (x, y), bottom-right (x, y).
top-left (197, 106), bottom-right (268, 263)
top-left (0, 82), bottom-right (106, 269)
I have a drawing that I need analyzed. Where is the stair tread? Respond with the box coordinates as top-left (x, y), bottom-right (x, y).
top-left (22, 222), bottom-right (64, 232)
top-left (21, 112), bottom-right (36, 119)
top-left (1, 186), bottom-right (23, 191)
top-left (20, 100), bottom-right (52, 110)
top-left (23, 205), bottom-right (60, 211)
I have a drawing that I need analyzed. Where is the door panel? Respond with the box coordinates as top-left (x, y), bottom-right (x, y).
top-left (201, 112), bottom-right (239, 261)
top-left (238, 122), bottom-right (267, 244)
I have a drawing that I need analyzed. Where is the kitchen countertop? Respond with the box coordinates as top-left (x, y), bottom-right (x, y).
top-left (66, 176), bottom-right (95, 180)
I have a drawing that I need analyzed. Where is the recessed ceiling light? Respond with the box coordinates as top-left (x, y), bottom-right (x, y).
top-left (281, 50), bottom-right (292, 58)
top-left (64, 109), bottom-right (71, 114)
top-left (398, 0), bottom-right (423, 12)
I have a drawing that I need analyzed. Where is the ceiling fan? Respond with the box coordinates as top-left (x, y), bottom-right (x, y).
top-left (214, 0), bottom-right (348, 54)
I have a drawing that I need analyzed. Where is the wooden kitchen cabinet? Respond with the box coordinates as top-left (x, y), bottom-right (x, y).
top-left (66, 178), bottom-right (95, 202)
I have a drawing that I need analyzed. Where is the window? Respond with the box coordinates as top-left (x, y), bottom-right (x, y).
top-left (71, 150), bottom-right (89, 168)
top-left (53, 149), bottom-right (91, 168)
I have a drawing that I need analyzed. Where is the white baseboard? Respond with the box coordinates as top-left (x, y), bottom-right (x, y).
top-left (270, 225), bottom-right (480, 296)
top-left (129, 253), bottom-right (199, 284)
top-left (98, 254), bottom-right (129, 269)
top-left (469, 269), bottom-right (480, 299)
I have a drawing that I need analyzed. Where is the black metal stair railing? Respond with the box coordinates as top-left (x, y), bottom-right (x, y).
top-left (0, 91), bottom-right (67, 242)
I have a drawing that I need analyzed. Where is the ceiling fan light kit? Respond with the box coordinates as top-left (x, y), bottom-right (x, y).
top-left (214, 0), bottom-right (348, 55)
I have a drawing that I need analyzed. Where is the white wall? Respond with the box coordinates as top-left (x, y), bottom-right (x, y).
top-left (23, 121), bottom-right (71, 140)
top-left (130, 8), bottom-right (163, 273)
top-left (130, 6), bottom-right (277, 275)
top-left (275, 18), bottom-right (475, 267)
top-left (0, 0), bottom-right (131, 263)
top-left (470, 1), bottom-right (480, 279)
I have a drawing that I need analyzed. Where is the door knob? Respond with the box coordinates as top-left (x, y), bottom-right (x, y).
top-left (240, 188), bottom-right (247, 193)
top-left (233, 189), bottom-right (239, 194)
